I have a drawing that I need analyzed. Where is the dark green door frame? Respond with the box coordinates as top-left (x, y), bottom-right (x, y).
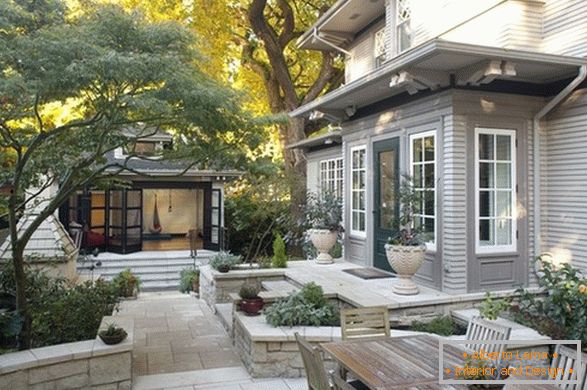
top-left (373, 138), bottom-right (400, 272)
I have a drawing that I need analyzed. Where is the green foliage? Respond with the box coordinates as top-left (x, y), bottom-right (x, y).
top-left (479, 292), bottom-right (510, 321)
top-left (0, 310), bottom-right (22, 338)
top-left (511, 257), bottom-right (587, 346)
top-left (264, 282), bottom-right (339, 327)
top-left (179, 267), bottom-right (199, 294)
top-left (210, 251), bottom-right (242, 271)
top-left (111, 269), bottom-right (141, 297)
top-left (271, 233), bottom-right (287, 268)
top-left (100, 322), bottom-right (125, 337)
top-left (0, 263), bottom-right (119, 348)
top-left (239, 283), bottom-right (260, 300)
top-left (330, 241), bottom-right (343, 259)
top-left (302, 191), bottom-right (343, 232)
top-left (387, 175), bottom-right (427, 246)
top-left (411, 316), bottom-right (465, 337)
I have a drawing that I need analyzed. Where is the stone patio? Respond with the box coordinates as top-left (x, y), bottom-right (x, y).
top-left (115, 292), bottom-right (308, 389)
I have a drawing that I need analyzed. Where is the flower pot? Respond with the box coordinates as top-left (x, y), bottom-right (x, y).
top-left (308, 229), bottom-right (338, 264)
top-left (99, 329), bottom-right (128, 345)
top-left (240, 297), bottom-right (264, 316)
top-left (191, 280), bottom-right (200, 294)
top-left (217, 264), bottom-right (230, 273)
top-left (385, 244), bottom-right (426, 295)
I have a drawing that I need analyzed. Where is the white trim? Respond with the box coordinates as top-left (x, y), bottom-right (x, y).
top-left (350, 145), bottom-right (367, 238)
top-left (395, 0), bottom-right (412, 54)
top-left (474, 127), bottom-right (517, 254)
top-left (373, 26), bottom-right (387, 68)
top-left (409, 130), bottom-right (437, 252)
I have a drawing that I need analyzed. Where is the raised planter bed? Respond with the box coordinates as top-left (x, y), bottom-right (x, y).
top-left (0, 316), bottom-right (133, 389)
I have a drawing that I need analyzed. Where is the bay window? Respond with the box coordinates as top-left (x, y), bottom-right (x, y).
top-left (475, 128), bottom-right (517, 253)
top-left (351, 146), bottom-right (367, 236)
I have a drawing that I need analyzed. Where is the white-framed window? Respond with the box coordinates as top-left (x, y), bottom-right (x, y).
top-left (350, 146), bottom-right (367, 236)
top-left (396, 0), bottom-right (412, 53)
top-left (475, 128), bottom-right (517, 253)
top-left (374, 27), bottom-right (387, 68)
top-left (319, 157), bottom-right (343, 198)
top-left (409, 131), bottom-right (436, 250)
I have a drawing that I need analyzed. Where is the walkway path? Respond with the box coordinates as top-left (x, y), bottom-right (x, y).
top-left (115, 292), bottom-right (306, 390)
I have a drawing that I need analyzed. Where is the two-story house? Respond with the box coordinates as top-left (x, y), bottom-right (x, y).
top-left (289, 0), bottom-right (587, 294)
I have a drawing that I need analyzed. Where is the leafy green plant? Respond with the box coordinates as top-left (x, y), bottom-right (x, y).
top-left (511, 257), bottom-right (587, 347)
top-left (271, 234), bottom-right (287, 268)
top-left (112, 268), bottom-right (141, 297)
top-left (302, 191), bottom-right (343, 232)
top-left (411, 316), bottom-right (465, 336)
top-left (98, 322), bottom-right (127, 345)
top-left (239, 284), bottom-right (260, 300)
top-left (479, 292), bottom-right (510, 320)
top-left (100, 322), bottom-right (125, 337)
top-left (387, 175), bottom-right (427, 246)
top-left (210, 251), bottom-right (242, 272)
top-left (179, 267), bottom-right (200, 294)
top-left (264, 282), bottom-right (339, 327)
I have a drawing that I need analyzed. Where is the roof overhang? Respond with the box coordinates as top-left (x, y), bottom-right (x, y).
top-left (297, 0), bottom-right (384, 51)
top-left (290, 39), bottom-right (587, 120)
top-left (286, 131), bottom-right (342, 151)
top-left (111, 169), bottom-right (242, 180)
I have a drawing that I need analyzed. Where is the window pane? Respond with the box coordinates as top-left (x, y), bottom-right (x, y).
top-left (127, 191), bottom-right (141, 208)
top-left (424, 136), bottom-right (434, 161)
top-left (352, 212), bottom-right (358, 231)
top-left (479, 133), bottom-right (494, 160)
top-left (413, 165), bottom-right (423, 188)
top-left (479, 163), bottom-right (494, 188)
top-left (353, 151), bottom-right (359, 168)
top-left (496, 135), bottom-right (511, 160)
top-left (479, 191), bottom-right (494, 217)
top-left (424, 191), bottom-right (435, 215)
top-left (413, 138), bottom-right (422, 162)
top-left (352, 172), bottom-right (360, 189)
top-left (496, 163), bottom-right (512, 189)
top-left (359, 213), bottom-right (365, 231)
top-left (424, 164), bottom-right (435, 188)
top-left (211, 227), bottom-right (219, 244)
top-left (479, 219), bottom-right (495, 246)
top-left (423, 217), bottom-right (434, 236)
top-left (352, 192), bottom-right (360, 210)
top-left (496, 219), bottom-right (512, 246)
top-left (496, 191), bottom-right (512, 218)
top-left (398, 23), bottom-right (412, 52)
top-left (359, 170), bottom-right (366, 189)
top-left (359, 191), bottom-right (366, 210)
top-left (358, 150), bottom-right (366, 169)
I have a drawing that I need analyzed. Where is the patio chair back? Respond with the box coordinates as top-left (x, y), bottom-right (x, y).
top-left (330, 371), bottom-right (353, 390)
top-left (465, 316), bottom-right (511, 374)
top-left (550, 345), bottom-right (587, 390)
top-left (295, 332), bottom-right (331, 390)
top-left (69, 222), bottom-right (83, 250)
top-left (341, 306), bottom-right (390, 341)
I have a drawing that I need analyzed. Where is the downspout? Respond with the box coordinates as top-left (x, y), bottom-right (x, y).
top-left (312, 28), bottom-right (352, 57)
top-left (533, 64), bottom-right (587, 258)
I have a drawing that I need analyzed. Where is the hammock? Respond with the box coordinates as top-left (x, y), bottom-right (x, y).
top-left (148, 195), bottom-right (162, 234)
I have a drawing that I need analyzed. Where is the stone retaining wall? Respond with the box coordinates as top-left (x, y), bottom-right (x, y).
top-left (200, 265), bottom-right (286, 307)
top-left (0, 316), bottom-right (133, 389)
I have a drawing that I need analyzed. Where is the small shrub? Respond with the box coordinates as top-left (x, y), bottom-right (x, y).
top-left (330, 241), bottom-right (343, 259)
top-left (179, 267), bottom-right (200, 294)
top-left (112, 268), bottom-right (141, 297)
top-left (264, 282), bottom-right (339, 327)
top-left (271, 234), bottom-right (287, 268)
top-left (239, 284), bottom-right (260, 300)
top-left (479, 292), bottom-right (510, 320)
top-left (511, 257), bottom-right (587, 347)
top-left (210, 251), bottom-right (242, 272)
top-left (411, 316), bottom-right (465, 336)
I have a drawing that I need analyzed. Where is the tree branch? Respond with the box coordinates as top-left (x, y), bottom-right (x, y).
top-left (302, 52), bottom-right (341, 105)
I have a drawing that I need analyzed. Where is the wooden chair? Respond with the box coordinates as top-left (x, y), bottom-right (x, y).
top-left (549, 345), bottom-right (587, 389)
top-left (341, 306), bottom-right (390, 341)
top-left (295, 333), bottom-right (368, 390)
top-left (465, 316), bottom-right (512, 377)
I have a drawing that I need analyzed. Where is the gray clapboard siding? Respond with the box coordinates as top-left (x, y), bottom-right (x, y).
top-left (543, 89), bottom-right (587, 274)
top-left (543, 0), bottom-right (587, 57)
top-left (441, 113), bottom-right (468, 293)
top-left (344, 21), bottom-right (384, 84)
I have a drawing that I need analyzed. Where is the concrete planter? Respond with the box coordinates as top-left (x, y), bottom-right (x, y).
top-left (385, 244), bottom-right (426, 295)
top-left (308, 229), bottom-right (338, 264)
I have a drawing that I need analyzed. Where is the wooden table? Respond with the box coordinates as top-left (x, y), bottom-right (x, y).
top-left (321, 335), bottom-right (468, 390)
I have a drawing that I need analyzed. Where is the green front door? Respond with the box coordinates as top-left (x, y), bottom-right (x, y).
top-left (373, 138), bottom-right (400, 272)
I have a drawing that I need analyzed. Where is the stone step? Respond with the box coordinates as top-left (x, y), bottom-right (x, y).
top-left (215, 303), bottom-right (233, 334)
top-left (261, 280), bottom-right (299, 294)
top-left (80, 264), bottom-right (196, 276)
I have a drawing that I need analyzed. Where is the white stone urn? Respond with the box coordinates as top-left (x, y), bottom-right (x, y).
top-left (385, 244), bottom-right (426, 295)
top-left (308, 229), bottom-right (338, 264)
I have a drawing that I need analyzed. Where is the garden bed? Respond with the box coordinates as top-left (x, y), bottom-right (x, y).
top-left (0, 316), bottom-right (133, 389)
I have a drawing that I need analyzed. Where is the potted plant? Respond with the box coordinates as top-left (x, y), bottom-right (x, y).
top-left (179, 267), bottom-right (200, 294)
top-left (304, 191), bottom-right (343, 264)
top-left (385, 176), bottom-right (427, 295)
top-left (112, 268), bottom-right (141, 298)
top-left (239, 283), bottom-right (264, 316)
top-left (98, 323), bottom-right (127, 345)
top-left (210, 251), bottom-right (241, 273)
